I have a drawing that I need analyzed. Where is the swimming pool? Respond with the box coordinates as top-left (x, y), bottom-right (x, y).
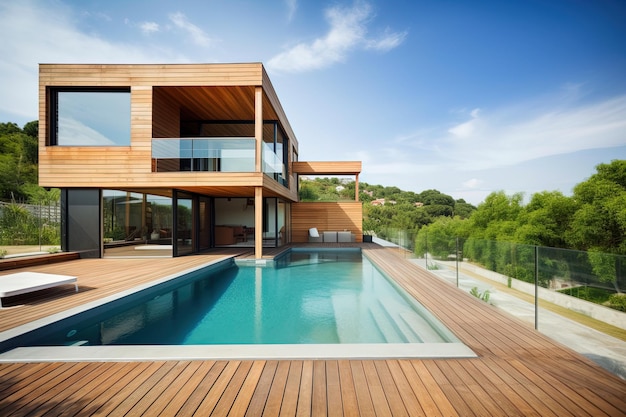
top-left (0, 249), bottom-right (476, 361)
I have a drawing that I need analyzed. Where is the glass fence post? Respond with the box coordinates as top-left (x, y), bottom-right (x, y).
top-left (534, 245), bottom-right (539, 330)
top-left (456, 237), bottom-right (459, 287)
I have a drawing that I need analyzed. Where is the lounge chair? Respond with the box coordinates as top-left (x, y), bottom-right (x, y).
top-left (0, 272), bottom-right (78, 308)
top-left (309, 227), bottom-right (323, 243)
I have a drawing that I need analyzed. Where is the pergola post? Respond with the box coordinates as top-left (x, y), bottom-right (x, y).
top-left (254, 86), bottom-right (263, 259)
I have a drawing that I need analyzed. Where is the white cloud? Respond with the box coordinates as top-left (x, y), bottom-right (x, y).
top-left (462, 178), bottom-right (483, 189)
top-left (364, 28), bottom-right (407, 51)
top-left (441, 95), bottom-right (626, 170)
top-left (267, 1), bottom-right (407, 72)
top-left (448, 108), bottom-right (481, 138)
top-left (140, 21), bottom-right (160, 34)
top-left (58, 117), bottom-right (116, 146)
top-left (285, 0), bottom-right (297, 21)
top-left (354, 92), bottom-right (626, 203)
top-left (168, 12), bottom-right (213, 47)
top-left (0, 1), bottom-right (189, 122)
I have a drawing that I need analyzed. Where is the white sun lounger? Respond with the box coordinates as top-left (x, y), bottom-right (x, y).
top-left (0, 272), bottom-right (78, 308)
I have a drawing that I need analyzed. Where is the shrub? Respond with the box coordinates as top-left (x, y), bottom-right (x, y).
top-left (470, 287), bottom-right (491, 303)
top-left (605, 293), bottom-right (626, 312)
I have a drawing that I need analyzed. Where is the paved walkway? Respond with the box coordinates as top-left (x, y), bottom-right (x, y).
top-left (410, 257), bottom-right (626, 380)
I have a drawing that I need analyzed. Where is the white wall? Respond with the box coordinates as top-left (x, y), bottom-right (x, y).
top-left (214, 198), bottom-right (255, 226)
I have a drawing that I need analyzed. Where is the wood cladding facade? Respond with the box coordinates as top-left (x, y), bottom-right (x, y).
top-left (291, 202), bottom-right (363, 243)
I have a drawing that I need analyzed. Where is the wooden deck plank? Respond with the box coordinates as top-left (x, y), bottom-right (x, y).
top-left (385, 360), bottom-right (426, 417)
top-left (508, 358), bottom-right (602, 417)
top-left (350, 361), bottom-right (376, 416)
top-left (361, 361), bottom-right (393, 416)
top-left (325, 360), bottom-right (343, 417)
top-left (421, 360), bottom-right (475, 416)
top-left (210, 360), bottom-right (256, 416)
top-left (11, 362), bottom-right (102, 417)
top-left (257, 361), bottom-right (295, 417)
top-left (134, 361), bottom-right (202, 416)
top-left (295, 360), bottom-right (314, 417)
top-left (312, 360), bottom-right (327, 416)
top-left (0, 362), bottom-right (68, 408)
top-left (245, 360), bottom-right (276, 417)
top-left (102, 361), bottom-right (179, 416)
top-left (435, 360), bottom-right (510, 417)
top-left (159, 360), bottom-right (216, 416)
top-left (176, 360), bottom-right (228, 416)
top-left (6, 362), bottom-right (90, 417)
top-left (479, 357), bottom-right (575, 417)
top-left (227, 360), bottom-right (266, 417)
top-left (408, 360), bottom-right (460, 417)
top-left (279, 360), bottom-right (303, 417)
top-left (43, 361), bottom-right (130, 416)
top-left (194, 360), bottom-right (242, 415)
top-left (0, 245), bottom-right (624, 416)
top-left (372, 360), bottom-right (408, 416)
top-left (462, 359), bottom-right (543, 417)
top-left (337, 360), bottom-right (360, 417)
top-left (395, 360), bottom-right (444, 417)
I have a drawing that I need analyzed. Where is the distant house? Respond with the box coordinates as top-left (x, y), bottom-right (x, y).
top-left (371, 198), bottom-right (386, 206)
top-left (38, 63), bottom-right (362, 259)
top-left (371, 198), bottom-right (398, 206)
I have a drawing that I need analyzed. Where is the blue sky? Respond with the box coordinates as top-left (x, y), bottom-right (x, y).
top-left (1, 0), bottom-right (625, 205)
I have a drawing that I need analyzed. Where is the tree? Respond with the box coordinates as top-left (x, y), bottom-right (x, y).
top-left (22, 120), bottom-right (38, 139)
top-left (0, 121), bottom-right (40, 201)
top-left (515, 191), bottom-right (577, 248)
top-left (415, 216), bottom-right (467, 258)
top-left (454, 199), bottom-right (476, 218)
top-left (565, 160), bottom-right (626, 254)
top-left (468, 191), bottom-right (524, 240)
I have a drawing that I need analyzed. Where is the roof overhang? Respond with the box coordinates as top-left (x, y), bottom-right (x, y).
top-left (292, 161), bottom-right (361, 176)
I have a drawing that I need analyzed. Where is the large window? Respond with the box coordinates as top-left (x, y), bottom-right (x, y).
top-left (49, 88), bottom-right (131, 146)
top-left (102, 190), bottom-right (173, 257)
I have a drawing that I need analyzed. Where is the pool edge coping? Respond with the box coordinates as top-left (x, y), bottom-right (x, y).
top-left (0, 343), bottom-right (477, 362)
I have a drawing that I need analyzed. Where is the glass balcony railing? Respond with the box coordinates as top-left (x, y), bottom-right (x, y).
top-left (152, 138), bottom-right (256, 172)
top-left (262, 142), bottom-right (288, 185)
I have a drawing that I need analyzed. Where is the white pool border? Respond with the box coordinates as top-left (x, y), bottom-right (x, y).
top-left (0, 251), bottom-right (477, 362)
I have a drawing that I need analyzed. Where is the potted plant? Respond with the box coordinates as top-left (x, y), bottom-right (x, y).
top-left (362, 219), bottom-right (376, 242)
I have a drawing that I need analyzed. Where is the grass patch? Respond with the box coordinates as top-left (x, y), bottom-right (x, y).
top-left (558, 286), bottom-right (613, 305)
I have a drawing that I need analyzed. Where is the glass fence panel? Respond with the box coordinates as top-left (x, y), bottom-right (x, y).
top-left (262, 142), bottom-right (283, 174)
top-left (152, 138), bottom-right (255, 172)
top-left (415, 234), bottom-right (625, 344)
top-left (0, 201), bottom-right (62, 258)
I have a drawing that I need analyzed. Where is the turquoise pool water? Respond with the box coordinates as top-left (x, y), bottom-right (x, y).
top-left (7, 250), bottom-right (457, 349)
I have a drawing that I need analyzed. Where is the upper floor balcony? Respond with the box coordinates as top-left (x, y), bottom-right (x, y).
top-left (151, 137), bottom-right (287, 186)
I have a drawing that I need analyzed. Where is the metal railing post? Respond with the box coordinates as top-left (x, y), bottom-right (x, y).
top-left (456, 236), bottom-right (459, 287)
top-left (534, 245), bottom-right (539, 330)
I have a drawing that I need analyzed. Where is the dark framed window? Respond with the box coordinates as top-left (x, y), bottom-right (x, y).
top-left (49, 87), bottom-right (131, 146)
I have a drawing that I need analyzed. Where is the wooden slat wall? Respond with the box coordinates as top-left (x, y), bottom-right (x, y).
top-left (291, 202), bottom-right (362, 242)
top-left (152, 87), bottom-right (180, 138)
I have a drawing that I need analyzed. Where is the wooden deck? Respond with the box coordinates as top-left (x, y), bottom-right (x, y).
top-left (1, 244), bottom-right (625, 416)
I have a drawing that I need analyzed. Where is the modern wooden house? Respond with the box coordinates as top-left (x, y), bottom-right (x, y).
top-left (39, 63), bottom-right (362, 259)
